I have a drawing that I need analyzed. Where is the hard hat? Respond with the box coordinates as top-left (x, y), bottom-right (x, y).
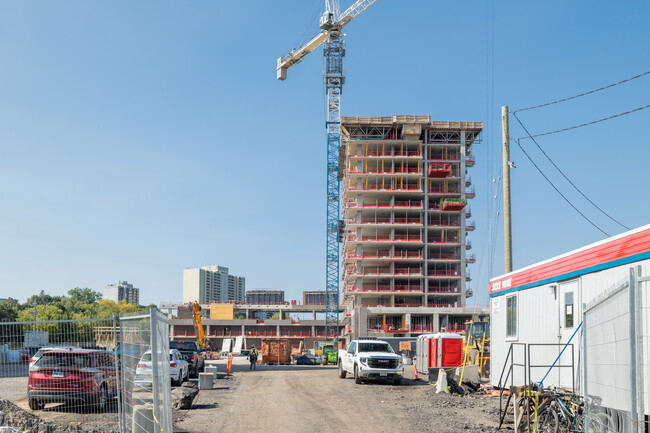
top-left (251, 344), bottom-right (255, 347)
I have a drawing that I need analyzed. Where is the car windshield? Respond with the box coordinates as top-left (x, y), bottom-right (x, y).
top-left (141, 353), bottom-right (152, 362)
top-left (358, 342), bottom-right (393, 353)
top-left (36, 353), bottom-right (90, 368)
top-left (169, 342), bottom-right (197, 351)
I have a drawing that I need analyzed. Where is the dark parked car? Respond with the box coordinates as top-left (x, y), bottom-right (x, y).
top-left (169, 341), bottom-right (205, 377)
top-left (28, 349), bottom-right (118, 411)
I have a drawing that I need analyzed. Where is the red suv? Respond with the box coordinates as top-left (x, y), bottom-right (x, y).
top-left (28, 349), bottom-right (118, 411)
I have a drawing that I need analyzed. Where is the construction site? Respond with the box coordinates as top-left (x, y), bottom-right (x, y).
top-left (1, 0), bottom-right (649, 433)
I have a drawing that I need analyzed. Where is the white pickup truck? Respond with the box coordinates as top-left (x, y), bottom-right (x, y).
top-left (338, 339), bottom-right (404, 385)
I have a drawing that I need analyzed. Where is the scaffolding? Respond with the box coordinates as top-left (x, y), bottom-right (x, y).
top-left (340, 117), bottom-right (482, 338)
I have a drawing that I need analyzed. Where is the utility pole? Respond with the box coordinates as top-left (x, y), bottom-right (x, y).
top-left (502, 106), bottom-right (513, 273)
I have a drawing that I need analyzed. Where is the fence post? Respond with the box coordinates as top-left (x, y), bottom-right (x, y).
top-left (582, 302), bottom-right (590, 429)
top-left (629, 267), bottom-right (640, 432)
top-left (149, 307), bottom-right (160, 432)
top-left (632, 267), bottom-right (645, 433)
top-left (114, 314), bottom-right (125, 433)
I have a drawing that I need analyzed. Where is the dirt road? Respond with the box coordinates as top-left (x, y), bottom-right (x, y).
top-left (174, 357), bottom-right (501, 433)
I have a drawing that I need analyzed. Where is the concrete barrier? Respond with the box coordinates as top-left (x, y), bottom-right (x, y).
top-left (205, 365), bottom-right (219, 377)
top-left (198, 372), bottom-right (214, 390)
top-left (132, 403), bottom-right (155, 433)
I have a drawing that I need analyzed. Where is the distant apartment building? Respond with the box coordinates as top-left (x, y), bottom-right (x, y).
top-left (246, 289), bottom-right (284, 305)
top-left (183, 266), bottom-right (245, 303)
top-left (303, 291), bottom-right (326, 305)
top-left (104, 281), bottom-right (140, 305)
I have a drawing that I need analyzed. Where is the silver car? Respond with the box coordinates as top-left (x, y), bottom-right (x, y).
top-left (135, 349), bottom-right (189, 387)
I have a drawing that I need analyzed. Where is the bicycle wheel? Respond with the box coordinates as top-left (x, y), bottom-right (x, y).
top-left (537, 406), bottom-right (560, 433)
top-left (586, 412), bottom-right (616, 433)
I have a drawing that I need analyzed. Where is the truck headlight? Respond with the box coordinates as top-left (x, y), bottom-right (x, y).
top-left (360, 357), bottom-right (369, 365)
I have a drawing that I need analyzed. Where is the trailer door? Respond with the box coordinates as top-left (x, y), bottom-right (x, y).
top-left (558, 279), bottom-right (580, 391)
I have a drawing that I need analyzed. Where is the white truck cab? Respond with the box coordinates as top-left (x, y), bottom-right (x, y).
top-left (338, 339), bottom-right (404, 385)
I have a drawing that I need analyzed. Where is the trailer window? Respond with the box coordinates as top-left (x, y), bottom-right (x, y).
top-left (565, 292), bottom-right (574, 328)
top-left (506, 295), bottom-right (517, 338)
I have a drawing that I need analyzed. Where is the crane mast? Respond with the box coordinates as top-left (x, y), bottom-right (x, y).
top-left (277, 0), bottom-right (376, 339)
top-left (324, 27), bottom-right (344, 338)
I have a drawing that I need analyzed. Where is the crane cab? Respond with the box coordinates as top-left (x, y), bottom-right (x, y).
top-left (320, 11), bottom-right (335, 30)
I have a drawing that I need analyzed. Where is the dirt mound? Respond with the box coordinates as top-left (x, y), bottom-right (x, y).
top-left (0, 400), bottom-right (118, 433)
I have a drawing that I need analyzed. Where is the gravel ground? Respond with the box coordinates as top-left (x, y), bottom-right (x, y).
top-left (174, 358), bottom-right (502, 433)
top-left (0, 400), bottom-right (118, 433)
top-left (0, 377), bottom-right (28, 402)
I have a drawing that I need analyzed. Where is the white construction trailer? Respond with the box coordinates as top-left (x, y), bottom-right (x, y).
top-left (490, 224), bottom-right (650, 432)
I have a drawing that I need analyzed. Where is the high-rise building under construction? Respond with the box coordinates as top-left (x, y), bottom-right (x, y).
top-left (340, 116), bottom-right (484, 340)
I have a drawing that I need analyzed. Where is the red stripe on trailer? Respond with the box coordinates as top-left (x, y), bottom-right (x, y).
top-left (490, 225), bottom-right (650, 294)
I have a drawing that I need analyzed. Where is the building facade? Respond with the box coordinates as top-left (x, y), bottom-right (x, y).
top-left (246, 289), bottom-right (285, 305)
top-left (340, 116), bottom-right (483, 340)
top-left (104, 281), bottom-right (140, 305)
top-left (183, 266), bottom-right (245, 303)
top-left (303, 291), bottom-right (327, 305)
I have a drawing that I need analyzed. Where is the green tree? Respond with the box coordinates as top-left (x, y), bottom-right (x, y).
top-left (68, 287), bottom-right (102, 305)
top-left (0, 298), bottom-right (19, 322)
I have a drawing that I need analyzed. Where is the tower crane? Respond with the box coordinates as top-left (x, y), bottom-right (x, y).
top-left (277, 0), bottom-right (376, 338)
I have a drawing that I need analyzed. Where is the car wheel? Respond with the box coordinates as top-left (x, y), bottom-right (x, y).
top-left (338, 361), bottom-right (347, 379)
top-left (28, 399), bottom-right (44, 411)
top-left (96, 385), bottom-right (108, 412)
top-left (172, 372), bottom-right (182, 386)
top-left (354, 364), bottom-right (362, 384)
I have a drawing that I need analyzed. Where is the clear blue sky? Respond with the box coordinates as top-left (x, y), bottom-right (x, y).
top-left (1, 1), bottom-right (648, 307)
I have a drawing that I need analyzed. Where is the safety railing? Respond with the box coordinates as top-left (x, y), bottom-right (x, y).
top-left (348, 150), bottom-right (421, 158)
top-left (428, 252), bottom-right (461, 260)
top-left (347, 217), bottom-right (422, 225)
top-left (428, 286), bottom-right (461, 293)
top-left (427, 220), bottom-right (461, 227)
top-left (346, 199), bottom-right (422, 208)
top-left (427, 270), bottom-right (462, 277)
top-left (428, 154), bottom-right (461, 161)
top-left (428, 237), bottom-right (461, 244)
top-left (348, 184), bottom-right (422, 192)
top-left (348, 234), bottom-right (423, 242)
top-left (348, 167), bottom-right (421, 175)
top-left (347, 250), bottom-right (423, 259)
top-left (428, 186), bottom-right (462, 194)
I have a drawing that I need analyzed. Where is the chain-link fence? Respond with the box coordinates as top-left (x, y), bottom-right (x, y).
top-left (119, 308), bottom-right (171, 433)
top-left (0, 317), bottom-right (120, 420)
top-left (583, 268), bottom-right (646, 433)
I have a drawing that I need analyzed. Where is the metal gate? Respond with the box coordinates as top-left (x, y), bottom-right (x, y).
top-left (583, 267), bottom-right (646, 433)
top-left (118, 308), bottom-right (172, 433)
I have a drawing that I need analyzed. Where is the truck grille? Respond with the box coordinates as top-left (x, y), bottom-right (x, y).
top-left (367, 358), bottom-right (399, 369)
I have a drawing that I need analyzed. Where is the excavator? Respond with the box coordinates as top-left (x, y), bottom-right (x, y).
top-left (192, 301), bottom-right (208, 349)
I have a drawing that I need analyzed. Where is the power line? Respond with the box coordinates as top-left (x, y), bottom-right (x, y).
top-left (512, 112), bottom-right (631, 231)
top-left (513, 70), bottom-right (650, 113)
top-left (516, 104), bottom-right (650, 140)
top-left (513, 138), bottom-right (610, 237)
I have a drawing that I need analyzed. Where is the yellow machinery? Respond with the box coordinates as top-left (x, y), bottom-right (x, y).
top-left (192, 301), bottom-right (208, 349)
top-left (463, 320), bottom-right (490, 377)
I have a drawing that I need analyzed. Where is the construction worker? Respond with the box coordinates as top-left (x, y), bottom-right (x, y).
top-left (249, 344), bottom-right (259, 370)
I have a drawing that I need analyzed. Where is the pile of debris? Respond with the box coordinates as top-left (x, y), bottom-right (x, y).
top-left (0, 400), bottom-right (118, 433)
